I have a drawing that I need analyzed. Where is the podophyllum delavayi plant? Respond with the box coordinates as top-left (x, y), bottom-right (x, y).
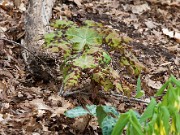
top-left (65, 75), bottom-right (180, 135)
top-left (43, 19), bottom-right (145, 94)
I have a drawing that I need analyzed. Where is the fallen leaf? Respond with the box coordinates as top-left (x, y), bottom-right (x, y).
top-left (145, 75), bottom-right (162, 89)
top-left (162, 28), bottom-right (174, 38)
top-left (73, 115), bottom-right (90, 132)
top-left (174, 57), bottom-right (180, 66)
top-left (174, 31), bottom-right (180, 43)
top-left (167, 45), bottom-right (178, 53)
top-left (131, 3), bottom-right (150, 14)
top-left (18, 3), bottom-right (26, 12)
top-left (162, 28), bottom-right (180, 42)
top-left (30, 98), bottom-right (52, 110)
top-left (145, 20), bottom-right (157, 29)
top-left (74, 0), bottom-right (82, 7)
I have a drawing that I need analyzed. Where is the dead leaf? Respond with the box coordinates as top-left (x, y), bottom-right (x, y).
top-left (30, 98), bottom-right (52, 110)
top-left (18, 3), bottom-right (26, 12)
top-left (69, 0), bottom-right (82, 7)
top-left (131, 3), bottom-right (150, 14)
top-left (162, 28), bottom-right (180, 43)
top-left (174, 31), bottom-right (180, 43)
top-left (74, 0), bottom-right (82, 7)
top-left (162, 28), bottom-right (174, 38)
top-left (174, 57), bottom-right (180, 66)
top-left (145, 77), bottom-right (162, 89)
top-left (167, 45), bottom-right (179, 53)
top-left (13, 0), bottom-right (21, 7)
top-left (0, 70), bottom-right (13, 78)
top-left (50, 95), bottom-right (72, 117)
top-left (145, 20), bottom-right (157, 29)
top-left (73, 115), bottom-right (90, 132)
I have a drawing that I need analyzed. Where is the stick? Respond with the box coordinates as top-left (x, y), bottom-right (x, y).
top-left (110, 91), bottom-right (149, 104)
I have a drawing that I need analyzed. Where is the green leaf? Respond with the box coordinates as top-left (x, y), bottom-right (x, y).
top-left (170, 75), bottom-right (180, 87)
top-left (155, 80), bottom-right (170, 96)
top-left (159, 106), bottom-right (170, 134)
top-left (66, 27), bottom-right (102, 51)
top-left (101, 79), bottom-right (114, 91)
top-left (57, 41), bottom-right (72, 58)
top-left (111, 113), bottom-right (130, 135)
top-left (140, 98), bottom-right (157, 123)
top-left (86, 105), bottom-right (97, 116)
top-left (65, 105), bottom-right (97, 118)
top-left (135, 75), bottom-right (144, 98)
top-left (44, 32), bottom-right (55, 45)
top-left (129, 110), bottom-right (144, 135)
top-left (73, 55), bottom-right (98, 69)
top-left (105, 30), bottom-right (122, 47)
top-left (127, 123), bottom-right (134, 135)
top-left (103, 106), bottom-right (120, 117)
top-left (52, 20), bottom-right (74, 28)
top-left (102, 52), bottom-right (111, 64)
top-left (85, 46), bottom-right (104, 54)
top-left (114, 81), bottom-right (123, 92)
top-left (96, 106), bottom-right (108, 127)
top-left (120, 57), bottom-right (130, 66)
top-left (174, 111), bottom-right (180, 133)
top-left (63, 68), bottom-right (81, 90)
top-left (145, 113), bottom-right (157, 135)
top-left (102, 116), bottom-right (117, 135)
top-left (65, 106), bottom-right (89, 118)
top-left (84, 20), bottom-right (103, 27)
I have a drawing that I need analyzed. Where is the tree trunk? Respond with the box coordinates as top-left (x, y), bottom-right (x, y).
top-left (23, 0), bottom-right (56, 82)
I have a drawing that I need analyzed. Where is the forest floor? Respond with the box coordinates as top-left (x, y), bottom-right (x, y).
top-left (0, 0), bottom-right (179, 134)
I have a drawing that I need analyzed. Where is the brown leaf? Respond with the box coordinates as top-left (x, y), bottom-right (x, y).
top-left (131, 3), bottom-right (150, 14)
top-left (74, 0), bottom-right (82, 7)
top-left (0, 70), bottom-right (14, 78)
top-left (73, 115), bottom-right (90, 132)
top-left (30, 98), bottom-right (52, 111)
top-left (13, 0), bottom-right (21, 7)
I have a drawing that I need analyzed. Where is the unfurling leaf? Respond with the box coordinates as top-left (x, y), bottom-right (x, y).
top-left (135, 75), bottom-right (144, 98)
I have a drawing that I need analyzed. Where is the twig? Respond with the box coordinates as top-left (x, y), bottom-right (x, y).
top-left (62, 88), bottom-right (87, 97)
top-left (58, 83), bottom-right (64, 96)
top-left (110, 91), bottom-right (149, 104)
top-left (82, 115), bottom-right (92, 134)
top-left (0, 37), bottom-right (36, 55)
top-left (61, 85), bottom-right (91, 97)
top-left (62, 89), bottom-right (87, 97)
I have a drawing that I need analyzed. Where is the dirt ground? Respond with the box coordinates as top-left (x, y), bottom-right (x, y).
top-left (0, 0), bottom-right (179, 134)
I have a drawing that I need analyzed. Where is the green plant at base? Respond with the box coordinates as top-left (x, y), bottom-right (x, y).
top-left (65, 75), bottom-right (180, 135)
top-left (112, 75), bottom-right (180, 135)
top-left (43, 19), bottom-right (145, 94)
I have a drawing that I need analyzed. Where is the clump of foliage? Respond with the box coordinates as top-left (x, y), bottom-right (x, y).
top-left (43, 19), bottom-right (144, 94)
top-left (65, 75), bottom-right (180, 135)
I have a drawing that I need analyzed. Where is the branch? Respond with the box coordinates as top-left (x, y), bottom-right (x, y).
top-left (110, 91), bottom-right (149, 104)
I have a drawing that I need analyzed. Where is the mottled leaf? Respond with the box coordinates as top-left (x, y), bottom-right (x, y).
top-left (73, 55), bottom-right (98, 69)
top-left (66, 27), bottom-right (102, 51)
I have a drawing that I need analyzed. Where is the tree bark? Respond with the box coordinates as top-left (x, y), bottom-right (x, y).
top-left (23, 0), bottom-right (56, 82)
